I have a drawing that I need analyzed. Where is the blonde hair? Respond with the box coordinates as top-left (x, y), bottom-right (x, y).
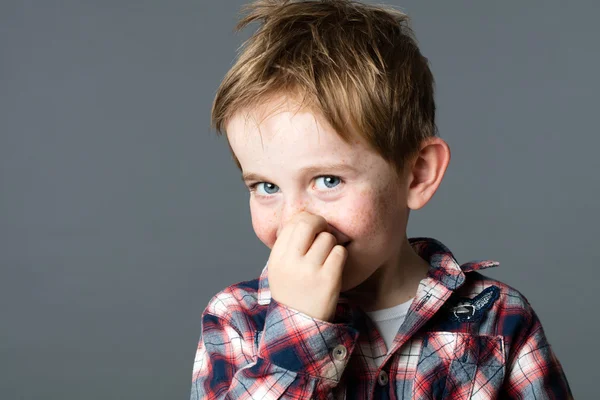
top-left (211, 0), bottom-right (437, 175)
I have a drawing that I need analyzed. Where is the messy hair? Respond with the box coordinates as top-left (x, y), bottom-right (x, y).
top-left (211, 0), bottom-right (437, 175)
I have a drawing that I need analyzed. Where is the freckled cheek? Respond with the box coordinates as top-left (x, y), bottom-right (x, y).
top-left (335, 195), bottom-right (381, 239)
top-left (250, 202), bottom-right (280, 249)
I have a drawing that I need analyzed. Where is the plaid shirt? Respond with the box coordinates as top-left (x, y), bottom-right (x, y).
top-left (191, 237), bottom-right (572, 399)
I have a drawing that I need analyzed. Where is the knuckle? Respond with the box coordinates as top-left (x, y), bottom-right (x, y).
top-left (295, 211), bottom-right (311, 221)
top-left (296, 217), bottom-right (311, 228)
top-left (315, 215), bottom-right (327, 226)
top-left (317, 231), bottom-right (336, 244)
top-left (334, 245), bottom-right (347, 256)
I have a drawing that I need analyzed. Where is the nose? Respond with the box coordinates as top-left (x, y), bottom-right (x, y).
top-left (277, 189), bottom-right (334, 237)
top-left (276, 199), bottom-right (347, 245)
top-left (277, 198), bottom-right (310, 238)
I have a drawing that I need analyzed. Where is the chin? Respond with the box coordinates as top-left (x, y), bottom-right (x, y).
top-left (340, 266), bottom-right (372, 293)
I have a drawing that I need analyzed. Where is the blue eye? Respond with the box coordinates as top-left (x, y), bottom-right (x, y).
top-left (253, 182), bottom-right (279, 195)
top-left (248, 175), bottom-right (344, 197)
top-left (315, 175), bottom-right (341, 189)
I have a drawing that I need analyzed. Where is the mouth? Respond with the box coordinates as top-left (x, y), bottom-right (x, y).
top-left (341, 241), bottom-right (351, 248)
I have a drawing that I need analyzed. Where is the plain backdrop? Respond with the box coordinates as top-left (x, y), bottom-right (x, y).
top-left (1, 1), bottom-right (598, 399)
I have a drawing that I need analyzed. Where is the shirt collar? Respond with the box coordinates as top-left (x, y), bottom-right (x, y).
top-left (257, 236), bottom-right (499, 305)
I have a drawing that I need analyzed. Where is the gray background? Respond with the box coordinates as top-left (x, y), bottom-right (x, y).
top-left (1, 1), bottom-right (598, 398)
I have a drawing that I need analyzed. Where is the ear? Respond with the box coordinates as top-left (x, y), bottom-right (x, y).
top-left (405, 137), bottom-right (451, 210)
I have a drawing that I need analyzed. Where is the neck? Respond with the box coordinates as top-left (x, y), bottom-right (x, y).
top-left (342, 238), bottom-right (430, 312)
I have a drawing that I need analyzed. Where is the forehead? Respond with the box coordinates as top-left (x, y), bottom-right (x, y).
top-left (225, 96), bottom-right (369, 165)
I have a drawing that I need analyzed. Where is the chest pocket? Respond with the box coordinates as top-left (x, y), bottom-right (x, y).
top-left (412, 332), bottom-right (505, 399)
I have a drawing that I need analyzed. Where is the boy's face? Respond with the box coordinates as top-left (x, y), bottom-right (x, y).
top-left (226, 95), bottom-right (413, 293)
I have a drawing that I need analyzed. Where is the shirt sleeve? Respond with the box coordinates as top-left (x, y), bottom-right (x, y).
top-left (500, 303), bottom-right (573, 399)
top-left (190, 297), bottom-right (360, 400)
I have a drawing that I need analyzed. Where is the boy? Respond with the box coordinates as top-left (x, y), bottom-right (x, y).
top-left (191, 0), bottom-right (573, 398)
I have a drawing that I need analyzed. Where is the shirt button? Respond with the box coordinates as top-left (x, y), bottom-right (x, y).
top-left (377, 370), bottom-right (389, 386)
top-left (332, 344), bottom-right (348, 361)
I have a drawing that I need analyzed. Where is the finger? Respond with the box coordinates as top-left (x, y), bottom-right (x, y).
top-left (322, 244), bottom-right (347, 278)
top-left (305, 231), bottom-right (337, 265)
top-left (275, 211), bottom-right (318, 254)
top-left (290, 213), bottom-right (328, 255)
top-left (271, 218), bottom-right (295, 257)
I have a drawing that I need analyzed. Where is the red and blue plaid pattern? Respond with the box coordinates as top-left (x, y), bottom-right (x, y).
top-left (191, 237), bottom-right (572, 399)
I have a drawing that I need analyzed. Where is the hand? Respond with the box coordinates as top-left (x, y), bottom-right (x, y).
top-left (267, 211), bottom-right (348, 322)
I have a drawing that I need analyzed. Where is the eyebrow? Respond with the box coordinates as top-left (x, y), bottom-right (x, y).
top-left (241, 162), bottom-right (357, 184)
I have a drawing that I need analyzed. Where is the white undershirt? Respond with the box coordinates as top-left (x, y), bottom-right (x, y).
top-left (365, 298), bottom-right (414, 367)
